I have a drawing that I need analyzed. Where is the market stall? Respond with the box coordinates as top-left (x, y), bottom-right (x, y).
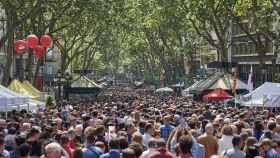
top-left (241, 82), bottom-right (280, 107)
top-left (203, 88), bottom-right (233, 101)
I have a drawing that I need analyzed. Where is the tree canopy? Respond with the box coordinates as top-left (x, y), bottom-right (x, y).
top-left (0, 0), bottom-right (279, 85)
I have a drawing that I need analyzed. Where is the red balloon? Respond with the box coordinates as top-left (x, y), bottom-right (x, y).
top-left (14, 40), bottom-right (27, 54)
top-left (34, 45), bottom-right (45, 59)
top-left (26, 34), bottom-right (39, 48)
top-left (40, 35), bottom-right (52, 48)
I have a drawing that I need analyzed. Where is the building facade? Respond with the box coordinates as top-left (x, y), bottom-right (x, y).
top-left (230, 19), bottom-right (280, 85)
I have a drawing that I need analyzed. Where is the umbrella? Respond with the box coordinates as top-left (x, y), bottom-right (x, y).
top-left (203, 88), bottom-right (233, 101)
top-left (224, 98), bottom-right (241, 106)
top-left (134, 81), bottom-right (144, 87)
top-left (124, 87), bottom-right (133, 91)
top-left (155, 87), bottom-right (174, 93)
top-left (171, 83), bottom-right (184, 88)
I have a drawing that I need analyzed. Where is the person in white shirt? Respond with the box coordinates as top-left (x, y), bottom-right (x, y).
top-left (218, 125), bottom-right (234, 155)
top-left (143, 123), bottom-right (155, 149)
top-left (140, 138), bottom-right (157, 158)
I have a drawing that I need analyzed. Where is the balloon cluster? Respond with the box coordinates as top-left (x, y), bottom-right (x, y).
top-left (14, 34), bottom-right (52, 59)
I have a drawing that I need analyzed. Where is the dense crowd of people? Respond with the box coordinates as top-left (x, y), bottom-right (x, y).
top-left (0, 86), bottom-right (280, 158)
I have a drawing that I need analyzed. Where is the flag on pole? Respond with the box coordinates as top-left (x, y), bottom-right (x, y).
top-left (232, 78), bottom-right (237, 95)
top-left (247, 65), bottom-right (254, 92)
top-left (232, 68), bottom-right (237, 95)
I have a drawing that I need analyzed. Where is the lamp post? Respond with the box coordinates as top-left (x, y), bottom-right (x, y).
top-left (65, 73), bottom-right (71, 87)
top-left (54, 71), bottom-right (66, 100)
top-left (64, 72), bottom-right (72, 100)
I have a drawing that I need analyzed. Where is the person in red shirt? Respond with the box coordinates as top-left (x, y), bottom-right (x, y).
top-left (60, 134), bottom-right (75, 158)
top-left (150, 139), bottom-right (176, 158)
top-left (68, 130), bottom-right (77, 149)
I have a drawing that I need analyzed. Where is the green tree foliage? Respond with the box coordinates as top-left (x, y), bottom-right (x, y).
top-left (183, 0), bottom-right (236, 61)
top-left (1, 0), bottom-right (279, 86)
top-left (229, 0), bottom-right (278, 65)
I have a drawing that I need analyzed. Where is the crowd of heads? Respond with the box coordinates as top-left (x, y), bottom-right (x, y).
top-left (0, 86), bottom-right (280, 158)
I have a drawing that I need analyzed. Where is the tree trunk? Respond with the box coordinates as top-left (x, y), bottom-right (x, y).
top-left (32, 2), bottom-right (44, 85)
top-left (256, 44), bottom-right (267, 84)
top-left (25, 49), bottom-right (34, 82)
top-left (162, 62), bottom-right (173, 85)
top-left (18, 55), bottom-right (24, 81)
top-left (256, 44), bottom-right (266, 65)
top-left (2, 9), bottom-right (15, 86)
top-left (60, 51), bottom-right (67, 73)
top-left (33, 58), bottom-right (43, 85)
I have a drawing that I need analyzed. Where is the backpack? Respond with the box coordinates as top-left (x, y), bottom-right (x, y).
top-left (87, 146), bottom-right (102, 158)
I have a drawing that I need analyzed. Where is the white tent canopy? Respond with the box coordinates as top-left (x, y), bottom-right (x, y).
top-left (241, 82), bottom-right (280, 107)
top-left (0, 84), bottom-right (28, 107)
top-left (4, 100), bottom-right (45, 112)
top-left (155, 87), bottom-right (173, 93)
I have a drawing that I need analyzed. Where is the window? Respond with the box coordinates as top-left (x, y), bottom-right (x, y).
top-left (232, 44), bottom-right (236, 54)
top-left (234, 42), bottom-right (257, 55)
top-left (232, 24), bottom-right (238, 35)
top-left (236, 44), bottom-right (240, 55)
top-left (240, 44), bottom-right (245, 54)
top-left (248, 43), bottom-right (253, 54)
top-left (233, 23), bottom-right (244, 35)
top-left (252, 43), bottom-right (255, 54)
top-left (266, 42), bottom-right (273, 53)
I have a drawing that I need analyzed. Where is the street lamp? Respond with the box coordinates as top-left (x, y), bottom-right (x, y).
top-left (54, 70), bottom-right (65, 100)
top-left (65, 73), bottom-right (71, 86)
top-left (64, 72), bottom-right (72, 100)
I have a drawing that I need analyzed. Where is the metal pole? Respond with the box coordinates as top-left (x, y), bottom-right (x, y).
top-left (5, 103), bottom-right (7, 120)
top-left (263, 95), bottom-right (265, 111)
top-left (58, 81), bottom-right (61, 101)
top-left (228, 19), bottom-right (233, 63)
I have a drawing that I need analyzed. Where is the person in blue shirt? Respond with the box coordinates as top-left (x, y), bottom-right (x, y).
top-left (252, 120), bottom-right (264, 141)
top-left (224, 135), bottom-right (246, 158)
top-left (82, 130), bottom-right (103, 158)
top-left (10, 135), bottom-right (26, 158)
top-left (259, 138), bottom-right (280, 158)
top-left (160, 116), bottom-right (175, 140)
top-left (126, 123), bottom-right (135, 143)
top-left (100, 138), bottom-right (121, 158)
